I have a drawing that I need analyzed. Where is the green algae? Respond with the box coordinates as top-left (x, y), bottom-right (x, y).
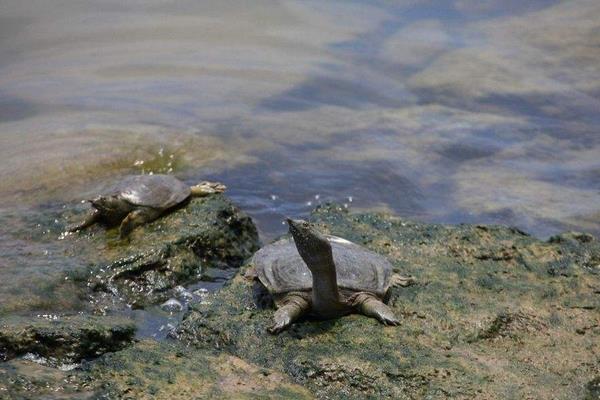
top-left (177, 203), bottom-right (600, 399)
top-left (0, 192), bottom-right (259, 315)
top-left (0, 315), bottom-right (135, 363)
top-left (0, 341), bottom-right (313, 399)
top-left (65, 193), bottom-right (260, 308)
top-left (2, 203), bottom-right (598, 399)
top-left (83, 341), bottom-right (313, 399)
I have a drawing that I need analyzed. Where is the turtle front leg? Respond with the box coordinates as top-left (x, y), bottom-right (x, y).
top-left (390, 273), bottom-right (416, 288)
top-left (268, 293), bottom-right (310, 334)
top-left (67, 209), bottom-right (100, 232)
top-left (352, 292), bottom-right (400, 326)
top-left (119, 208), bottom-right (163, 239)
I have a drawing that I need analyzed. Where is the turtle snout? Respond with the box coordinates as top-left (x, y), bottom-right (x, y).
top-left (286, 218), bottom-right (300, 234)
top-left (287, 218), bottom-right (307, 231)
top-left (285, 218), bottom-right (294, 225)
top-left (90, 197), bottom-right (103, 207)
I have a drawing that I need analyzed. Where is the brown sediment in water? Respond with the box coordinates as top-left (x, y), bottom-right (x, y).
top-left (0, 125), bottom-right (258, 206)
top-left (408, 1), bottom-right (600, 108)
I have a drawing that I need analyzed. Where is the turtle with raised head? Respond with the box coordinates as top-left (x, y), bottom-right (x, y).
top-left (68, 174), bottom-right (226, 238)
top-left (248, 219), bottom-right (413, 333)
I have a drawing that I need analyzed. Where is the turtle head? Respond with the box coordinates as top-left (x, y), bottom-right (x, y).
top-left (90, 196), bottom-right (125, 214)
top-left (190, 181), bottom-right (227, 197)
top-left (287, 219), bottom-right (332, 271)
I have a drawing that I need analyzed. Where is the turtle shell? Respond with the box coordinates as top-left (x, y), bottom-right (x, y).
top-left (110, 174), bottom-right (191, 209)
top-left (251, 235), bottom-right (393, 297)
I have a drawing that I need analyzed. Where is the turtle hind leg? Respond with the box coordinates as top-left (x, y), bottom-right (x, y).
top-left (352, 292), bottom-right (400, 326)
top-left (67, 209), bottom-right (100, 232)
top-left (119, 208), bottom-right (163, 239)
top-left (268, 293), bottom-right (310, 334)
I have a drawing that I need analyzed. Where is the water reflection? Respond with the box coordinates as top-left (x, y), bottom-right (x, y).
top-left (260, 75), bottom-right (409, 111)
top-left (0, 92), bottom-right (38, 122)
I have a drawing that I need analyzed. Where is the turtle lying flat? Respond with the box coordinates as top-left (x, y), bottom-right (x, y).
top-left (68, 174), bottom-right (226, 238)
top-left (248, 219), bottom-right (413, 333)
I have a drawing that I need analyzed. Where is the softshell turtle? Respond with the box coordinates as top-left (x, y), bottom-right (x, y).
top-left (249, 219), bottom-right (413, 333)
top-left (68, 174), bottom-right (226, 238)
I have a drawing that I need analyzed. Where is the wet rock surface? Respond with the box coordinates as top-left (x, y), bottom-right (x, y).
top-left (0, 341), bottom-right (313, 399)
top-left (0, 193), bottom-right (310, 399)
top-left (177, 204), bottom-right (600, 399)
top-left (0, 359), bottom-right (91, 400)
top-left (2, 203), bottom-right (599, 399)
top-left (65, 194), bottom-right (260, 309)
top-left (83, 341), bottom-right (312, 399)
top-left (0, 315), bottom-right (135, 364)
top-left (0, 193), bottom-right (259, 316)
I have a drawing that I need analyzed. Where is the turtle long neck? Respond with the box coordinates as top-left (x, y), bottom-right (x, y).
top-left (308, 252), bottom-right (349, 318)
top-left (286, 218), bottom-right (352, 318)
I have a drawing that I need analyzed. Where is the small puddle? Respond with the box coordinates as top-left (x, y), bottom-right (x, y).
top-left (131, 268), bottom-right (237, 340)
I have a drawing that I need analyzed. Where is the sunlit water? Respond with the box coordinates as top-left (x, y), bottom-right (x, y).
top-left (1, 0), bottom-right (599, 330)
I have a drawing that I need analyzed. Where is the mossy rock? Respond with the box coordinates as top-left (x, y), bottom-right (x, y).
top-left (0, 341), bottom-right (313, 399)
top-left (0, 315), bottom-right (135, 364)
top-left (177, 204), bottom-right (600, 399)
top-left (0, 358), bottom-right (90, 399)
top-left (65, 194), bottom-right (260, 308)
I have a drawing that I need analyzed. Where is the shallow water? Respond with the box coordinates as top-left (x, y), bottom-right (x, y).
top-left (1, 1), bottom-right (599, 323)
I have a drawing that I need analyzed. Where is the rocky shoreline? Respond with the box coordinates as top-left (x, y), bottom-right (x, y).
top-left (1, 201), bottom-right (599, 399)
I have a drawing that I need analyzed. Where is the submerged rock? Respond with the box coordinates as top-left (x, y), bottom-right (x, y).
top-left (177, 204), bottom-right (600, 399)
top-left (66, 194), bottom-right (259, 308)
top-left (0, 315), bottom-right (135, 364)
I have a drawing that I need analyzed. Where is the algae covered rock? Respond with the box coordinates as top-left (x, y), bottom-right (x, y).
top-left (82, 340), bottom-right (313, 399)
top-left (178, 204), bottom-right (600, 399)
top-left (0, 315), bottom-right (135, 364)
top-left (0, 358), bottom-right (89, 399)
top-left (0, 341), bottom-right (313, 399)
top-left (66, 194), bottom-right (259, 308)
